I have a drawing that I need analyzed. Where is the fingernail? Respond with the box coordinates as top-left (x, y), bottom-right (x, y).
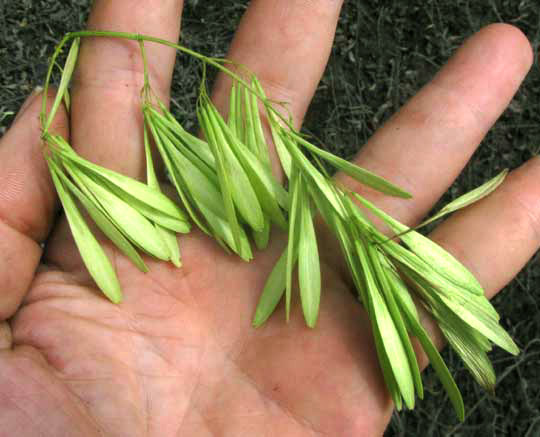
top-left (14, 86), bottom-right (43, 122)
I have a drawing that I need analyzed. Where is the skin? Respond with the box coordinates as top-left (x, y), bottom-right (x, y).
top-left (0, 1), bottom-right (538, 435)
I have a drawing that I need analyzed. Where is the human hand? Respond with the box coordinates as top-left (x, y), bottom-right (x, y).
top-left (0, 1), bottom-right (538, 435)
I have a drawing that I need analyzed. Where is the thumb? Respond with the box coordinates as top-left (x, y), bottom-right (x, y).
top-left (0, 88), bottom-right (69, 321)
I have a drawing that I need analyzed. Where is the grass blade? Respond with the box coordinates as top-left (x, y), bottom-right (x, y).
top-left (253, 78), bottom-right (292, 178)
top-left (48, 160), bottom-right (122, 303)
top-left (253, 218), bottom-right (271, 250)
top-left (212, 105), bottom-right (288, 226)
top-left (145, 112), bottom-right (211, 235)
top-left (74, 170), bottom-right (171, 261)
top-left (355, 193), bottom-right (484, 296)
top-left (298, 190), bottom-right (321, 328)
top-left (355, 237), bottom-right (416, 409)
top-left (45, 38), bottom-right (79, 131)
top-left (156, 225), bottom-right (181, 267)
top-left (286, 166), bottom-right (302, 321)
top-left (372, 249), bottom-right (423, 399)
top-left (205, 102), bottom-right (265, 232)
top-left (56, 146), bottom-right (189, 222)
top-left (253, 248), bottom-right (289, 327)
top-left (420, 169), bottom-right (508, 228)
top-left (51, 159), bottom-right (148, 273)
top-left (291, 132), bottom-right (412, 199)
top-left (391, 277), bottom-right (465, 421)
top-left (144, 123), bottom-right (182, 268)
top-left (198, 103), bottom-right (243, 250)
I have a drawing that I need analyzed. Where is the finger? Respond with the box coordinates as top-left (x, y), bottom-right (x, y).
top-left (337, 24), bottom-right (533, 225)
top-left (0, 89), bottom-right (69, 320)
top-left (415, 157), bottom-right (540, 366)
top-left (212, 0), bottom-right (344, 177)
top-left (71, 0), bottom-right (184, 179)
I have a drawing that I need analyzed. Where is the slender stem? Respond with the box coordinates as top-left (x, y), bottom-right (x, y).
top-left (138, 40), bottom-right (150, 90)
top-left (40, 30), bottom-right (297, 136)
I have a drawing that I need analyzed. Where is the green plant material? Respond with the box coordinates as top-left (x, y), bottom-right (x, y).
top-left (48, 159), bottom-right (122, 303)
top-left (285, 165), bottom-right (302, 321)
top-left (146, 104), bottom-right (254, 260)
top-left (198, 102), bottom-right (244, 250)
top-left (372, 249), bottom-right (423, 399)
top-left (355, 193), bottom-right (484, 296)
top-left (280, 130), bottom-right (346, 216)
top-left (212, 97), bottom-right (288, 225)
top-left (53, 143), bottom-right (190, 232)
top-left (38, 30), bottom-right (520, 422)
top-left (355, 236), bottom-right (416, 410)
top-left (151, 102), bottom-right (216, 170)
top-left (144, 123), bottom-right (182, 267)
top-left (73, 170), bottom-right (171, 260)
top-left (290, 132), bottom-right (412, 199)
top-left (144, 110), bottom-right (212, 236)
top-left (50, 158), bottom-right (149, 273)
top-left (44, 37), bottom-right (79, 131)
top-left (252, 77), bottom-right (293, 179)
top-left (204, 101), bottom-right (266, 232)
top-left (390, 270), bottom-right (465, 421)
top-left (252, 248), bottom-right (289, 327)
top-left (253, 219), bottom-right (271, 250)
top-left (419, 169), bottom-right (509, 228)
top-left (297, 187), bottom-right (321, 328)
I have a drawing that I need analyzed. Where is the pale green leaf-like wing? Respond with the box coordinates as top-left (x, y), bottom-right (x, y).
top-left (438, 293), bottom-right (519, 355)
top-left (199, 202), bottom-right (253, 261)
top-left (51, 160), bottom-right (148, 273)
top-left (253, 218), bottom-right (271, 250)
top-left (45, 38), bottom-right (80, 131)
top-left (420, 169), bottom-right (508, 228)
top-left (148, 105), bottom-right (216, 170)
top-left (286, 166), bottom-right (302, 321)
top-left (145, 112), bottom-right (211, 235)
top-left (156, 225), bottom-right (181, 268)
top-left (248, 77), bottom-right (272, 167)
top-left (291, 132), bottom-right (412, 199)
top-left (144, 122), bottom-right (160, 191)
top-left (48, 160), bottom-right (122, 303)
top-left (355, 238), bottom-right (416, 409)
top-left (253, 248), bottom-right (289, 327)
top-left (75, 171), bottom-right (171, 261)
top-left (378, 235), bottom-right (500, 323)
top-left (144, 123), bottom-right (182, 268)
top-left (371, 249), bottom-right (423, 399)
top-left (212, 105), bottom-right (288, 226)
top-left (253, 78), bottom-right (292, 178)
top-left (206, 103), bottom-right (265, 232)
top-left (56, 147), bottom-right (188, 222)
top-left (298, 192), bottom-right (321, 328)
top-left (392, 279), bottom-right (465, 421)
top-left (228, 83), bottom-right (237, 131)
top-left (243, 82), bottom-right (257, 154)
top-left (355, 194), bottom-right (484, 296)
top-left (440, 320), bottom-right (496, 392)
top-left (198, 104), bottom-right (243, 249)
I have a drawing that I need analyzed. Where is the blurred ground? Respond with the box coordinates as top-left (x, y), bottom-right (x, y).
top-left (1, 1), bottom-right (539, 435)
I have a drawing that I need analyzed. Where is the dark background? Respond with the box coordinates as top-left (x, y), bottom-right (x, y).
top-left (1, 1), bottom-right (539, 435)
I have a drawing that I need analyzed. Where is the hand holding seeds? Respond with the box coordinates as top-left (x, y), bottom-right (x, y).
top-left (0, 1), bottom-right (538, 435)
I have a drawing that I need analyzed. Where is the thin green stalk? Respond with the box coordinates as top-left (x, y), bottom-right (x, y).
top-left (40, 30), bottom-right (296, 138)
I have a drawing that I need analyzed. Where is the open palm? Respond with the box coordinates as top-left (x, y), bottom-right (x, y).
top-left (1, 1), bottom-right (538, 436)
